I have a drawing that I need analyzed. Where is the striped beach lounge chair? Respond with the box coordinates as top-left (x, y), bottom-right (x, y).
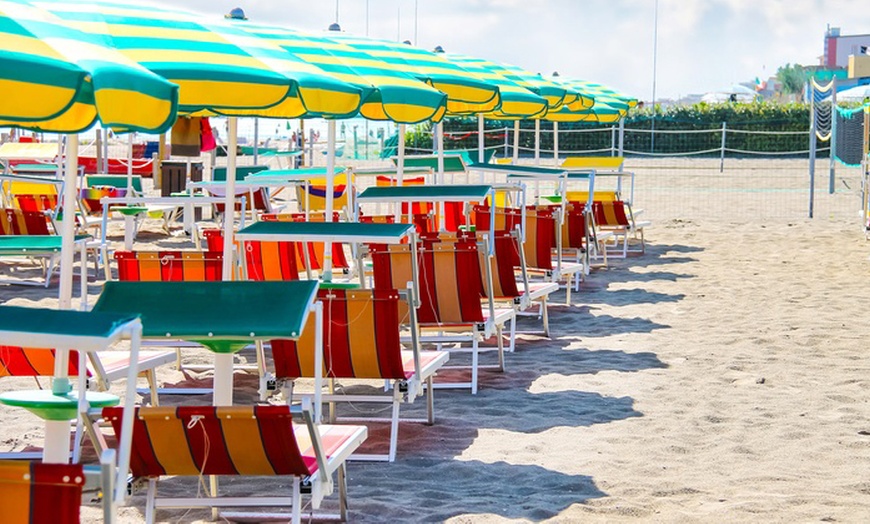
top-left (271, 287), bottom-right (449, 462)
top-left (102, 404), bottom-right (366, 524)
top-left (371, 238), bottom-right (515, 394)
top-left (0, 460), bottom-right (87, 524)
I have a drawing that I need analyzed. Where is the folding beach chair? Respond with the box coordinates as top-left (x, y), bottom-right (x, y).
top-left (583, 200), bottom-right (650, 257)
top-left (114, 250), bottom-right (224, 282)
top-left (260, 213), bottom-right (351, 277)
top-left (101, 404), bottom-right (367, 524)
top-left (0, 460), bottom-right (87, 524)
top-left (371, 239), bottom-right (515, 394)
top-left (272, 287), bottom-right (448, 462)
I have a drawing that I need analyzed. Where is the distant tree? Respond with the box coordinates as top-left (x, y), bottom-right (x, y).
top-left (776, 63), bottom-right (808, 95)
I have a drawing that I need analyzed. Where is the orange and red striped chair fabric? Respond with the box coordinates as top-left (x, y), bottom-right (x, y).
top-left (260, 213), bottom-right (350, 271)
top-left (13, 194), bottom-right (57, 213)
top-left (102, 405), bottom-right (338, 477)
top-left (115, 251), bottom-right (224, 282)
top-left (588, 200), bottom-right (631, 227)
top-left (0, 209), bottom-right (53, 235)
top-left (0, 346), bottom-right (80, 377)
top-left (473, 205), bottom-right (554, 271)
top-left (271, 288), bottom-right (408, 380)
top-left (0, 460), bottom-right (85, 524)
top-left (242, 240), bottom-right (299, 281)
top-left (371, 240), bottom-right (485, 325)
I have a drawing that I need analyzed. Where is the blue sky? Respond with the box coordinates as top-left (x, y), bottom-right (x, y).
top-left (178, 0), bottom-right (867, 102)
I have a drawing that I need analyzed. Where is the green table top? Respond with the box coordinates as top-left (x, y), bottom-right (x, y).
top-left (0, 390), bottom-right (119, 421)
top-left (469, 162), bottom-right (568, 176)
top-left (93, 281), bottom-right (319, 353)
top-left (356, 184), bottom-right (492, 203)
top-left (113, 206), bottom-right (149, 216)
top-left (351, 166), bottom-right (432, 177)
top-left (11, 163), bottom-right (59, 174)
top-left (393, 154), bottom-right (468, 173)
top-left (0, 305), bottom-right (140, 352)
top-left (237, 221), bottom-right (413, 244)
top-left (246, 167), bottom-right (347, 179)
top-left (0, 235), bottom-right (91, 253)
top-left (319, 282), bottom-right (361, 290)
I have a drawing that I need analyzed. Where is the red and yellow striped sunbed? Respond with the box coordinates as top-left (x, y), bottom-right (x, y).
top-left (0, 460), bottom-right (85, 524)
top-left (578, 200), bottom-right (650, 257)
top-left (371, 239), bottom-right (515, 394)
top-left (115, 250), bottom-right (224, 282)
top-left (271, 287), bottom-right (448, 462)
top-left (102, 405), bottom-right (367, 524)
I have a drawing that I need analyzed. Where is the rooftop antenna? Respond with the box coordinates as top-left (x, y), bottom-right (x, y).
top-left (397, 6), bottom-right (401, 42)
top-left (335, 0), bottom-right (340, 24)
top-left (365, 0), bottom-right (369, 36)
top-left (414, 0), bottom-right (418, 46)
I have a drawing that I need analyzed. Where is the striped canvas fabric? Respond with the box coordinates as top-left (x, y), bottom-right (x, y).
top-left (0, 460), bottom-right (85, 524)
top-left (102, 405), bottom-right (358, 477)
top-left (238, 24), bottom-right (448, 124)
top-left (259, 213), bottom-right (350, 272)
top-left (114, 250), bottom-right (224, 281)
top-left (0, 0), bottom-right (178, 133)
top-left (0, 209), bottom-right (53, 235)
top-left (324, 33), bottom-right (501, 115)
top-left (40, 1), bottom-right (363, 118)
top-left (440, 53), bottom-right (549, 118)
top-left (0, 345), bottom-right (80, 377)
top-left (272, 288), bottom-right (408, 381)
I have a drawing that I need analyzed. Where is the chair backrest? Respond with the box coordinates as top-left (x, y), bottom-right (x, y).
top-left (587, 200), bottom-right (631, 227)
top-left (114, 251), bottom-right (224, 282)
top-left (241, 239), bottom-right (299, 281)
top-left (473, 205), bottom-right (554, 271)
top-left (476, 231), bottom-right (521, 300)
top-left (0, 460), bottom-right (85, 524)
top-left (208, 186), bottom-right (271, 213)
top-left (0, 209), bottom-right (53, 235)
top-left (78, 186), bottom-right (128, 216)
top-left (260, 213), bottom-right (350, 271)
top-left (210, 165), bottom-right (271, 213)
top-left (0, 345), bottom-right (81, 377)
top-left (565, 190), bottom-right (619, 203)
top-left (371, 240), bottom-right (484, 325)
top-left (295, 173), bottom-right (350, 212)
top-left (3, 180), bottom-right (59, 213)
top-left (102, 405), bottom-right (314, 477)
top-left (271, 288), bottom-right (406, 380)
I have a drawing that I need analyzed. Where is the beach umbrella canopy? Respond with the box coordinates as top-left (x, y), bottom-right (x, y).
top-left (833, 83), bottom-right (870, 102)
top-left (0, 0), bottom-right (178, 133)
top-left (559, 78), bottom-right (637, 111)
top-left (40, 0), bottom-right (365, 118)
top-left (322, 33), bottom-right (501, 116)
top-left (482, 59), bottom-right (593, 112)
top-left (237, 24), bottom-right (448, 124)
top-left (545, 100), bottom-right (626, 123)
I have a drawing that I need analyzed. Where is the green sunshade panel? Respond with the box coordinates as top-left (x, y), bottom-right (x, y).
top-left (41, 1), bottom-right (364, 118)
top-left (237, 221), bottom-right (414, 244)
top-left (352, 166), bottom-right (432, 177)
top-left (390, 154), bottom-right (467, 173)
top-left (236, 24), bottom-right (448, 124)
top-left (0, 304), bottom-right (139, 352)
top-left (0, 0), bottom-right (178, 133)
top-left (93, 281), bottom-right (318, 350)
top-left (325, 33), bottom-right (501, 115)
top-left (357, 184), bottom-right (492, 202)
top-left (469, 162), bottom-right (568, 177)
top-left (0, 234), bottom-right (90, 254)
top-left (440, 53), bottom-right (549, 118)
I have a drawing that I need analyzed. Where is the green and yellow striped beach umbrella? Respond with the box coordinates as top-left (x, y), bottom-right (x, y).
top-left (441, 52), bottom-right (549, 119)
top-left (546, 100), bottom-right (626, 123)
top-left (40, 0), bottom-right (364, 118)
top-left (237, 24), bottom-right (448, 124)
top-left (0, 0), bottom-right (178, 133)
top-left (558, 78), bottom-right (637, 112)
top-left (484, 59), bottom-right (593, 112)
top-left (323, 33), bottom-right (501, 116)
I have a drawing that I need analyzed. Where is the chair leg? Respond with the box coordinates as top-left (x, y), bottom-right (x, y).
top-left (509, 315), bottom-right (517, 353)
top-left (471, 336), bottom-right (479, 395)
top-left (338, 464), bottom-right (349, 522)
top-left (145, 479), bottom-right (157, 524)
top-left (388, 389), bottom-right (401, 462)
top-left (541, 297), bottom-right (550, 338)
top-left (496, 325), bottom-right (505, 372)
top-left (146, 370), bottom-right (159, 406)
top-left (291, 476), bottom-right (302, 524)
top-left (426, 376), bottom-right (435, 425)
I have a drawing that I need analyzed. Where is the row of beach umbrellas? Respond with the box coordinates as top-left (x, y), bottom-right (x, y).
top-left (0, 0), bottom-right (638, 313)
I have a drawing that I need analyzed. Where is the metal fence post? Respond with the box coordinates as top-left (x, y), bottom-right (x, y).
top-left (618, 119), bottom-right (625, 157)
top-left (503, 126), bottom-right (509, 158)
top-left (829, 78), bottom-right (837, 194)
top-left (719, 121), bottom-right (727, 173)
top-left (808, 80), bottom-right (816, 219)
top-left (611, 125), bottom-right (616, 156)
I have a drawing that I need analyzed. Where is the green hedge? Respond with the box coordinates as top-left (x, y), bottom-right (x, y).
top-left (410, 102), bottom-right (817, 158)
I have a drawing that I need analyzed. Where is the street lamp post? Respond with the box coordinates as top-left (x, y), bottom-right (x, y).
top-left (651, 0), bottom-right (659, 153)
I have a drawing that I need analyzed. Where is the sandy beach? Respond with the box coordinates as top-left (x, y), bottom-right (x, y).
top-left (2, 162), bottom-right (870, 522)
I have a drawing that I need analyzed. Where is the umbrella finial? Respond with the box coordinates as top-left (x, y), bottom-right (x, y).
top-left (403, 40), bottom-right (412, 45)
top-left (225, 7), bottom-right (247, 20)
top-left (328, 22), bottom-right (342, 31)
top-left (433, 45), bottom-right (445, 53)
top-left (552, 71), bottom-right (560, 77)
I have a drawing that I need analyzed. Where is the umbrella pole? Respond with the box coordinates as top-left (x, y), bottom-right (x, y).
top-left (534, 119), bottom-right (541, 165)
top-left (436, 122), bottom-right (446, 230)
top-left (396, 124), bottom-right (406, 221)
top-left (221, 117), bottom-right (238, 281)
top-left (124, 134), bottom-right (135, 250)
top-left (54, 134), bottom-right (78, 410)
top-left (478, 114), bottom-right (485, 167)
top-left (513, 121), bottom-right (520, 163)
top-left (323, 120), bottom-right (336, 282)
top-left (553, 121), bottom-right (559, 164)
